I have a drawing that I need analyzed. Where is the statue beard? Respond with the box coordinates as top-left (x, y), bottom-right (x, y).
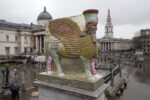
top-left (87, 28), bottom-right (97, 43)
top-left (87, 28), bottom-right (96, 34)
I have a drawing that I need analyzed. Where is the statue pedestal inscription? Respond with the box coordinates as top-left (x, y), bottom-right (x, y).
top-left (34, 72), bottom-right (107, 100)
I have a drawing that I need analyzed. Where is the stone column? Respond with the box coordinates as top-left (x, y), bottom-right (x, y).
top-left (110, 42), bottom-right (112, 51)
top-left (36, 35), bottom-right (38, 53)
top-left (18, 32), bottom-right (22, 54)
top-left (116, 42), bottom-right (118, 50)
top-left (107, 42), bottom-right (108, 50)
top-left (106, 42), bottom-right (108, 50)
top-left (102, 42), bottom-right (104, 50)
top-left (108, 42), bottom-right (109, 50)
top-left (108, 42), bottom-right (110, 50)
top-left (41, 35), bottom-right (44, 54)
top-left (39, 35), bottom-right (41, 53)
top-left (103, 42), bottom-right (105, 50)
top-left (109, 42), bottom-right (111, 50)
top-left (100, 42), bottom-right (102, 50)
top-left (105, 42), bottom-right (107, 50)
top-left (112, 42), bottom-right (114, 50)
top-left (40, 35), bottom-right (43, 54)
top-left (101, 42), bottom-right (103, 50)
top-left (43, 35), bottom-right (45, 54)
top-left (104, 42), bottom-right (106, 50)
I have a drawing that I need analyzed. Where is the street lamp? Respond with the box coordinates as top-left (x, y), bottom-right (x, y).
top-left (108, 57), bottom-right (114, 86)
top-left (118, 58), bottom-right (121, 77)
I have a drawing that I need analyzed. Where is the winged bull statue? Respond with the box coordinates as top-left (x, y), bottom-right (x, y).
top-left (48, 9), bottom-right (100, 80)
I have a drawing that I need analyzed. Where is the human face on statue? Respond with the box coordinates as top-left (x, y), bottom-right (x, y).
top-left (83, 9), bottom-right (98, 43)
top-left (86, 21), bottom-right (97, 43)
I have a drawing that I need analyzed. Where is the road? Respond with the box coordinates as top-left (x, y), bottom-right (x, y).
top-left (118, 64), bottom-right (150, 100)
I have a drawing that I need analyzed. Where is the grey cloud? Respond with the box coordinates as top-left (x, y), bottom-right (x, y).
top-left (0, 0), bottom-right (150, 39)
top-left (111, 0), bottom-right (150, 25)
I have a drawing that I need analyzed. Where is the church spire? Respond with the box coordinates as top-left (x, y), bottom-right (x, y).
top-left (108, 9), bottom-right (110, 17)
top-left (104, 9), bottom-right (113, 38)
top-left (107, 9), bottom-right (111, 23)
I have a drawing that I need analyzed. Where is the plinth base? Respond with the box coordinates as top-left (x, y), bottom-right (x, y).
top-left (37, 72), bottom-right (104, 91)
top-left (34, 80), bottom-right (108, 100)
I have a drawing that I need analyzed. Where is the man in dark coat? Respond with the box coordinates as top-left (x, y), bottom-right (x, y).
top-left (5, 66), bottom-right (9, 87)
top-left (2, 69), bottom-right (5, 82)
top-left (9, 83), bottom-right (20, 100)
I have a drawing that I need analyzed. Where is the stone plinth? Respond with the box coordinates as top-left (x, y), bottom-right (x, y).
top-left (37, 72), bottom-right (104, 91)
top-left (35, 72), bottom-right (108, 100)
top-left (34, 80), bottom-right (108, 100)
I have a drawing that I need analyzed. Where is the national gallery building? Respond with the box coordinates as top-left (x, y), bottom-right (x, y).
top-left (0, 7), bottom-right (52, 56)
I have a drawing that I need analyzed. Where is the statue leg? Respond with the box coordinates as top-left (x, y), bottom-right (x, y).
top-left (80, 56), bottom-right (92, 78)
top-left (50, 50), bottom-right (65, 77)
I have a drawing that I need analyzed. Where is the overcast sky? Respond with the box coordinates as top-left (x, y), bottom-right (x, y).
top-left (0, 0), bottom-right (150, 39)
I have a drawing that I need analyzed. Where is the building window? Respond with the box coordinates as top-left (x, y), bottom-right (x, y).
top-left (30, 48), bottom-right (33, 53)
top-left (6, 35), bottom-right (9, 41)
top-left (14, 47), bottom-right (19, 54)
top-left (24, 47), bottom-right (27, 54)
top-left (30, 37), bottom-right (33, 45)
top-left (15, 36), bottom-right (18, 42)
top-left (24, 36), bottom-right (27, 44)
top-left (5, 47), bottom-right (10, 55)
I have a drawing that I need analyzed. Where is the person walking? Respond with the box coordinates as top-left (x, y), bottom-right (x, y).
top-left (13, 69), bottom-right (17, 77)
top-left (5, 66), bottom-right (10, 87)
top-left (9, 83), bottom-right (20, 100)
top-left (2, 69), bottom-right (5, 77)
top-left (2, 69), bottom-right (5, 82)
top-left (9, 68), bottom-right (20, 100)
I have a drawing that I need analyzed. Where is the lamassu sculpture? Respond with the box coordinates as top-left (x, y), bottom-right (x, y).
top-left (48, 9), bottom-right (99, 80)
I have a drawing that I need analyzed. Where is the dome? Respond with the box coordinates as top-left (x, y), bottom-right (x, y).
top-left (37, 7), bottom-right (52, 21)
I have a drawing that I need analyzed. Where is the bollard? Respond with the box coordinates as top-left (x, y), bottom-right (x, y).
top-left (120, 88), bottom-right (124, 94)
top-left (124, 82), bottom-right (127, 88)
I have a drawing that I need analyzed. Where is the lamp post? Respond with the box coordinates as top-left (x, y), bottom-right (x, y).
top-left (118, 58), bottom-right (121, 77)
top-left (116, 54), bottom-right (122, 77)
top-left (108, 57), bottom-right (114, 86)
top-left (115, 52), bottom-right (122, 77)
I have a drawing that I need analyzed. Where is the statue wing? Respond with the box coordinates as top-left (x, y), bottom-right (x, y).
top-left (49, 18), bottom-right (81, 56)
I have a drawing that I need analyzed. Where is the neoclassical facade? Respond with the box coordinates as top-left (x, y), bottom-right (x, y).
top-left (98, 10), bottom-right (133, 64)
top-left (0, 7), bottom-right (52, 55)
top-left (99, 38), bottom-right (132, 52)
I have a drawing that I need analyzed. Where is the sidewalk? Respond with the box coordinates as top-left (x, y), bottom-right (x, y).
top-left (1, 87), bottom-right (38, 100)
